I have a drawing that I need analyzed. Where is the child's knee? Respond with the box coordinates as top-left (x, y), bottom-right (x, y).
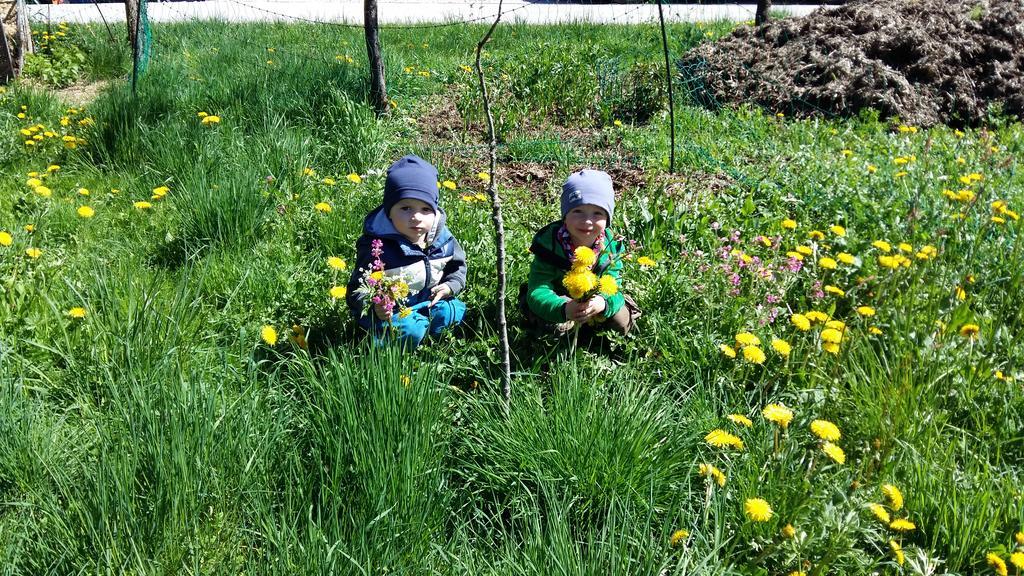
top-left (363, 313), bottom-right (430, 349)
top-left (606, 296), bottom-right (641, 335)
top-left (429, 298), bottom-right (466, 335)
top-left (396, 313), bottom-right (430, 347)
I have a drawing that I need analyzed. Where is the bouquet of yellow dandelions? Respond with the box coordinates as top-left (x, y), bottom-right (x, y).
top-left (562, 246), bottom-right (618, 323)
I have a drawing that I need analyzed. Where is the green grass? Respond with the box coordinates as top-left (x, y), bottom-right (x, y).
top-left (1, 17), bottom-right (1023, 575)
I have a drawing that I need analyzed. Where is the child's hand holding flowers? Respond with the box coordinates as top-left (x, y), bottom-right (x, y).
top-left (562, 246), bottom-right (618, 323)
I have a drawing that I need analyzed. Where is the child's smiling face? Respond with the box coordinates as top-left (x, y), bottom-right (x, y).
top-left (389, 198), bottom-right (436, 246)
top-left (564, 203), bottom-right (608, 248)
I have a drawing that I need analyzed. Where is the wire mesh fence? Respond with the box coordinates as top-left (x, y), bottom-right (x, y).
top-left (17, 0), bottom-right (844, 189)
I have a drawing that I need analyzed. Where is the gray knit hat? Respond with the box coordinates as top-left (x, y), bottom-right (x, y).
top-left (561, 169), bottom-right (615, 222)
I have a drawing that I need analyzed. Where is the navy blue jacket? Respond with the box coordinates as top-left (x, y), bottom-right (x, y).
top-left (346, 206), bottom-right (468, 317)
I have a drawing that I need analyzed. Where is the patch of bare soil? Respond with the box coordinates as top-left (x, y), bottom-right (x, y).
top-left (416, 96), bottom-right (650, 201)
top-left (679, 0), bottom-right (1024, 127)
top-left (21, 79), bottom-right (111, 106)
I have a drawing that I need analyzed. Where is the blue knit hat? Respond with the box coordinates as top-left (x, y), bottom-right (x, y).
top-left (383, 155), bottom-right (439, 215)
top-left (561, 169), bottom-right (615, 222)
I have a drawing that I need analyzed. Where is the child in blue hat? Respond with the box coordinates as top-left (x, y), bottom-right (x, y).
top-left (346, 155), bottom-right (467, 348)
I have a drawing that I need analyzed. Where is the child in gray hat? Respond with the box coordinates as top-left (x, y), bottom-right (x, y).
top-left (520, 169), bottom-right (640, 336)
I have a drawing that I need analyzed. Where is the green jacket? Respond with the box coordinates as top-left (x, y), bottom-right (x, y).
top-left (526, 221), bottom-right (626, 323)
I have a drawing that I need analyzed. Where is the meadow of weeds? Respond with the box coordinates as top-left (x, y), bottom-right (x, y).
top-left (1, 17), bottom-right (1023, 576)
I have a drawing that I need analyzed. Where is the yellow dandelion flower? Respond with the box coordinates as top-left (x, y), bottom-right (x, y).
top-left (891, 540), bottom-right (905, 566)
top-left (442, 180), bottom-right (457, 190)
top-left (329, 286), bottom-right (347, 299)
top-left (837, 252), bottom-right (856, 265)
top-left (825, 320), bottom-right (846, 331)
top-left (68, 307), bottom-right (87, 319)
top-left (26, 177), bottom-right (42, 187)
top-left (563, 269), bottom-right (598, 300)
top-left (788, 571), bottom-right (806, 576)
top-left (476, 171), bottom-right (490, 182)
top-left (314, 202), bottom-right (332, 213)
top-left (47, 164), bottom-right (60, 173)
top-left (598, 274), bottom-right (618, 296)
top-left (25, 247), bottom-right (42, 259)
top-left (134, 201), bottom-right (152, 209)
top-left (744, 498), bottom-right (773, 522)
top-left (898, 242), bottom-right (913, 253)
top-left (720, 344), bottom-right (737, 358)
top-left (727, 414), bottom-right (753, 427)
top-left (771, 338), bottom-right (791, 356)
top-left (819, 257), bottom-right (838, 270)
top-left (829, 224), bottom-right (846, 236)
top-left (573, 246), bottom-right (598, 269)
top-left (1009, 552), bottom-right (1024, 571)
top-left (670, 529), bottom-right (689, 547)
top-left (881, 484), bottom-right (904, 510)
top-left (0, 231), bottom-right (12, 246)
top-left (889, 518), bottom-right (915, 532)
top-left (805, 310), bottom-right (829, 324)
top-left (197, 111), bottom-right (209, 118)
top-left (78, 187), bottom-right (90, 196)
top-left (856, 306), bottom-right (876, 317)
top-left (959, 324), bottom-right (980, 339)
top-left (201, 115), bottom-right (221, 125)
top-left (808, 230), bottom-right (825, 240)
top-left (810, 419), bottom-right (841, 441)
top-left (791, 313), bottom-right (811, 331)
top-left (869, 503), bottom-right (891, 524)
top-left (796, 245), bottom-right (813, 256)
top-left (782, 218), bottom-right (797, 230)
top-left (735, 332), bottom-right (760, 347)
top-left (77, 206), bottom-right (95, 218)
top-left (820, 328), bottom-right (843, 345)
top-left (260, 325), bottom-right (278, 345)
top-left (877, 255), bottom-right (900, 269)
top-left (327, 256), bottom-right (347, 270)
top-left (705, 429), bottom-right (744, 450)
top-left (34, 185), bottom-right (52, 198)
top-left (1015, 531), bottom-right (1024, 545)
top-left (872, 240), bottom-right (892, 252)
top-left (786, 251), bottom-right (804, 261)
top-left (637, 256), bottom-right (657, 268)
top-left (699, 463), bottom-right (727, 487)
top-left (822, 341), bottom-right (841, 354)
top-left (824, 285), bottom-right (845, 297)
top-left (322, 177), bottom-right (336, 186)
top-left (988, 553), bottom-right (1009, 576)
top-left (781, 524), bottom-right (796, 538)
top-left (152, 186), bottom-right (170, 198)
top-left (743, 345), bottom-right (766, 364)
top-left (822, 441), bottom-right (846, 464)
top-left (347, 173), bottom-right (362, 184)
top-left (762, 404), bottom-right (793, 428)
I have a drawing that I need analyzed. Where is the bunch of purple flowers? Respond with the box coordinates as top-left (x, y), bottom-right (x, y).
top-left (356, 239), bottom-right (411, 319)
